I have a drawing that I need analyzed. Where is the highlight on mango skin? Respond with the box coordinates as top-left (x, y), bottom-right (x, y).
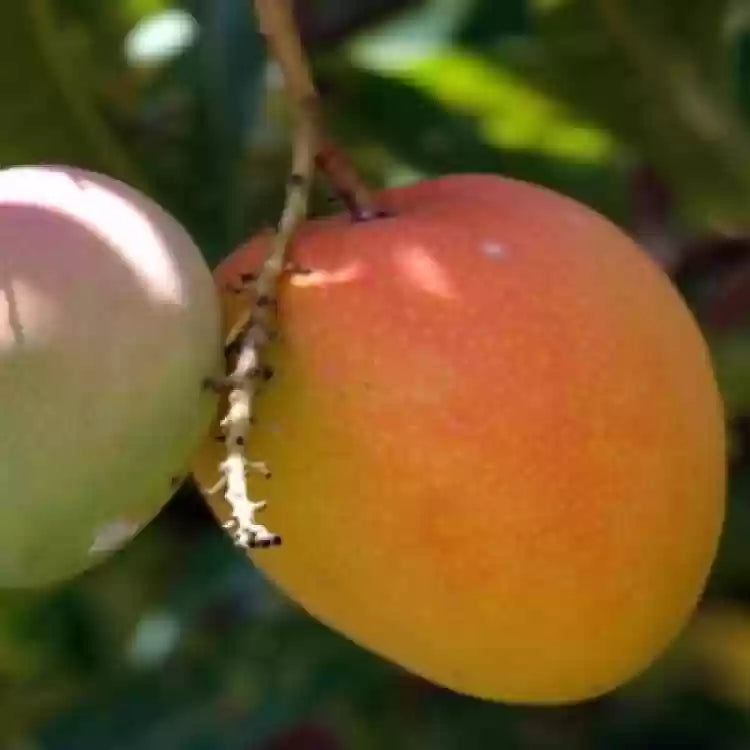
top-left (190, 173), bottom-right (727, 705)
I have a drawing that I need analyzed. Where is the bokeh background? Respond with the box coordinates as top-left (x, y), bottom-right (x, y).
top-left (2, 0), bottom-right (750, 747)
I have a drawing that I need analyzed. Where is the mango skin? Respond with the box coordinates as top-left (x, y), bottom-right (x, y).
top-left (192, 174), bottom-right (726, 704)
top-left (0, 165), bottom-right (222, 588)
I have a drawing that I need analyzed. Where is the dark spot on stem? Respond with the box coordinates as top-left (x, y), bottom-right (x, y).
top-left (285, 262), bottom-right (313, 275)
top-left (351, 207), bottom-right (394, 222)
top-left (224, 339), bottom-right (241, 358)
top-left (250, 534), bottom-right (282, 549)
top-left (203, 376), bottom-right (228, 393)
top-left (338, 191), bottom-right (395, 223)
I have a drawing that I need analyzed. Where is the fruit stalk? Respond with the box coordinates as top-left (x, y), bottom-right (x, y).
top-left (209, 0), bottom-right (319, 548)
top-left (214, 0), bottom-right (387, 547)
top-left (316, 136), bottom-right (386, 220)
top-left (253, 0), bottom-right (383, 220)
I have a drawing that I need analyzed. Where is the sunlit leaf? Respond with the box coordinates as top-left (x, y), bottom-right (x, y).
top-left (390, 51), bottom-right (618, 163)
top-left (324, 65), bottom-right (628, 220)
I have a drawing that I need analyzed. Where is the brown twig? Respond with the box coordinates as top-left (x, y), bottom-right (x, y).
top-left (316, 136), bottom-right (388, 221)
top-left (211, 0), bottom-right (385, 548)
top-left (256, 0), bottom-right (317, 105)
top-left (208, 0), bottom-right (319, 549)
top-left (258, 0), bottom-right (385, 221)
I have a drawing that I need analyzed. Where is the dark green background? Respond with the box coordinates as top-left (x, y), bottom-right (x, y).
top-left (2, 1), bottom-right (750, 747)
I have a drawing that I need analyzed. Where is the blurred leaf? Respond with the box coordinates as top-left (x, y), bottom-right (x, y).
top-left (704, 463), bottom-right (750, 598)
top-left (725, 0), bottom-right (750, 120)
top-left (596, 687), bottom-right (748, 749)
top-left (296, 0), bottom-right (421, 47)
top-left (32, 613), bottom-right (394, 750)
top-left (391, 51), bottom-right (618, 163)
top-left (0, 1), bottom-right (142, 184)
top-left (706, 260), bottom-right (750, 329)
top-left (134, 0), bottom-right (266, 264)
top-left (123, 0), bottom-right (169, 21)
top-left (323, 65), bottom-right (628, 220)
top-left (347, 0), bottom-right (473, 70)
top-left (261, 724), bottom-right (343, 750)
top-left (711, 330), bottom-right (750, 417)
top-left (516, 0), bottom-right (750, 229)
top-left (687, 603), bottom-right (750, 710)
top-left (457, 0), bottom-right (530, 46)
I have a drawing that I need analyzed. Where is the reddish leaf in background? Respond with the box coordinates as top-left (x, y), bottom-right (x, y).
top-left (673, 236), bottom-right (750, 329)
top-left (261, 723), bottom-right (343, 750)
top-left (706, 259), bottom-right (750, 329)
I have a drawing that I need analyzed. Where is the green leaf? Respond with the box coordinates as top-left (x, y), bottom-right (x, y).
top-left (0, 1), bottom-right (142, 185)
top-left (135, 0), bottom-right (267, 264)
top-left (457, 0), bottom-right (530, 46)
top-left (730, 28), bottom-right (750, 123)
top-left (516, 0), bottom-right (750, 229)
top-left (324, 65), bottom-right (628, 220)
top-left (711, 329), bottom-right (750, 417)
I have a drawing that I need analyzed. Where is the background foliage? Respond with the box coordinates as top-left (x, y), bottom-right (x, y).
top-left (2, 0), bottom-right (750, 747)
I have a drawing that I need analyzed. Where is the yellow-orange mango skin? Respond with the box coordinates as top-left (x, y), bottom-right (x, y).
top-left (192, 174), bottom-right (726, 705)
